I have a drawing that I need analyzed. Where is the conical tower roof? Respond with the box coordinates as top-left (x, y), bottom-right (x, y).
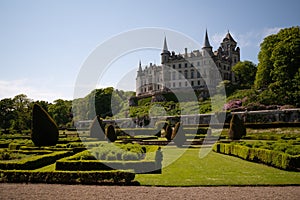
top-left (203, 29), bottom-right (212, 48)
top-left (162, 36), bottom-right (169, 53)
top-left (223, 31), bottom-right (236, 43)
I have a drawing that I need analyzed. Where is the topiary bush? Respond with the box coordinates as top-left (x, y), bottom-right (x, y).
top-left (89, 116), bottom-right (105, 140)
top-left (31, 103), bottom-right (59, 146)
top-left (164, 125), bottom-right (173, 141)
top-left (228, 114), bottom-right (246, 140)
top-left (171, 122), bottom-right (186, 147)
top-left (105, 124), bottom-right (117, 142)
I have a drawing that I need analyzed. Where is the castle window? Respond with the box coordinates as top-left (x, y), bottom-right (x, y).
top-left (179, 82), bottom-right (181, 87)
top-left (185, 81), bottom-right (188, 87)
top-left (191, 62), bottom-right (194, 67)
top-left (173, 64), bottom-right (175, 69)
top-left (179, 64), bottom-right (181, 68)
top-left (178, 70), bottom-right (182, 79)
top-left (191, 69), bottom-right (194, 79)
top-left (173, 82), bottom-right (175, 87)
top-left (184, 70), bottom-right (188, 78)
top-left (191, 81), bottom-right (194, 86)
top-left (197, 71), bottom-right (200, 78)
top-left (198, 80), bottom-right (200, 85)
top-left (185, 63), bottom-right (188, 68)
top-left (172, 71), bottom-right (176, 80)
top-left (157, 85), bottom-right (160, 89)
top-left (197, 61), bottom-right (200, 66)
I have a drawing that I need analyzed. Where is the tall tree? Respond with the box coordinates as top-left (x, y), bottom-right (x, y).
top-left (12, 94), bottom-right (32, 132)
top-left (255, 26), bottom-right (300, 105)
top-left (48, 99), bottom-right (72, 127)
top-left (0, 98), bottom-right (15, 133)
top-left (232, 61), bottom-right (257, 88)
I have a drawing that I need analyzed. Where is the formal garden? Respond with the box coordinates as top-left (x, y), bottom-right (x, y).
top-left (0, 102), bottom-right (299, 186)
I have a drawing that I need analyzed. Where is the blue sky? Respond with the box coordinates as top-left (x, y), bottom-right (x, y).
top-left (0, 0), bottom-right (299, 102)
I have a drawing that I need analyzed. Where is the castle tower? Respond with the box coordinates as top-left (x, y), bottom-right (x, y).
top-left (161, 36), bottom-right (170, 64)
top-left (136, 60), bottom-right (143, 95)
top-left (221, 31), bottom-right (239, 61)
top-left (202, 29), bottom-right (213, 56)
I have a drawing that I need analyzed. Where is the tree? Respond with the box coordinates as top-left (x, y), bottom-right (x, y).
top-left (228, 114), bottom-right (246, 140)
top-left (255, 26), bottom-right (300, 106)
top-left (12, 94), bottom-right (32, 132)
top-left (232, 61), bottom-right (257, 88)
top-left (48, 99), bottom-right (72, 128)
top-left (0, 98), bottom-right (15, 133)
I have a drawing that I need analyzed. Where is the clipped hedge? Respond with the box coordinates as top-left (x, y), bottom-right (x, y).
top-left (0, 151), bottom-right (73, 170)
top-left (119, 128), bottom-right (160, 136)
top-left (213, 143), bottom-right (300, 171)
top-left (31, 103), bottom-right (59, 146)
top-left (0, 170), bottom-right (135, 185)
top-left (56, 146), bottom-right (162, 174)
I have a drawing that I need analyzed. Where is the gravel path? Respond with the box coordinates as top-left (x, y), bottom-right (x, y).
top-left (0, 184), bottom-right (299, 200)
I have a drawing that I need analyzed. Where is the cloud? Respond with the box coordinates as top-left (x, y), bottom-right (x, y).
top-left (0, 79), bottom-right (72, 102)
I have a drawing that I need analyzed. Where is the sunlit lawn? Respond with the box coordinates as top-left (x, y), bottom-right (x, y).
top-left (135, 147), bottom-right (300, 186)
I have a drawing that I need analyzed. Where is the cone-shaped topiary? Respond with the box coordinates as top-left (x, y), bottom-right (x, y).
top-left (31, 103), bottom-right (59, 146)
top-left (89, 116), bottom-right (106, 140)
top-left (228, 114), bottom-right (246, 140)
top-left (164, 125), bottom-right (173, 141)
top-left (105, 124), bottom-right (117, 142)
top-left (171, 122), bottom-right (186, 147)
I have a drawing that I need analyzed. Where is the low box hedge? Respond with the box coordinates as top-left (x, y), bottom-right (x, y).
top-left (0, 151), bottom-right (73, 170)
top-left (56, 146), bottom-right (162, 174)
top-left (119, 128), bottom-right (160, 136)
top-left (0, 170), bottom-right (135, 185)
top-left (213, 143), bottom-right (300, 171)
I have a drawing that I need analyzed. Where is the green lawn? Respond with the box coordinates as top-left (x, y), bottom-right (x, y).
top-left (135, 147), bottom-right (300, 186)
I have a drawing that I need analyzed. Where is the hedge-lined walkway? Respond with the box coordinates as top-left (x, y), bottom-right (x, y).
top-left (0, 184), bottom-right (299, 200)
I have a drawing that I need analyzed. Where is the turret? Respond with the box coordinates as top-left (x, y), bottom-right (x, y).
top-left (161, 36), bottom-right (170, 64)
top-left (202, 29), bottom-right (213, 56)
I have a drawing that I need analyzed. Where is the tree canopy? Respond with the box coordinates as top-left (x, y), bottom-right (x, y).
top-left (255, 26), bottom-right (300, 106)
top-left (232, 61), bottom-right (257, 88)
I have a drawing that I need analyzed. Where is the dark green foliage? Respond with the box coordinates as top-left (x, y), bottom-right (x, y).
top-left (232, 61), bottom-right (257, 88)
top-left (31, 103), bottom-right (59, 146)
top-left (0, 151), bottom-right (72, 170)
top-left (48, 99), bottom-right (72, 128)
top-left (214, 143), bottom-right (300, 171)
top-left (255, 26), bottom-right (300, 106)
top-left (89, 116), bottom-right (105, 140)
top-left (55, 144), bottom-right (162, 174)
top-left (0, 98), bottom-right (15, 133)
top-left (164, 125), bottom-right (173, 141)
top-left (171, 122), bottom-right (186, 147)
top-left (228, 114), bottom-right (246, 140)
top-left (0, 170), bottom-right (135, 185)
top-left (105, 124), bottom-right (117, 142)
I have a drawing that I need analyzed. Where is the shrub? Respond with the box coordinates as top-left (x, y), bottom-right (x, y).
top-left (171, 122), bottom-right (186, 147)
top-left (0, 170), bottom-right (135, 185)
top-left (164, 125), bottom-right (173, 141)
top-left (31, 103), bottom-right (59, 146)
top-left (89, 116), bottom-right (105, 140)
top-left (105, 125), bottom-right (117, 142)
top-left (228, 114), bottom-right (246, 140)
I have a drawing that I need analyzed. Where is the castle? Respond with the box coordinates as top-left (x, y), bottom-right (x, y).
top-left (135, 30), bottom-right (240, 99)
